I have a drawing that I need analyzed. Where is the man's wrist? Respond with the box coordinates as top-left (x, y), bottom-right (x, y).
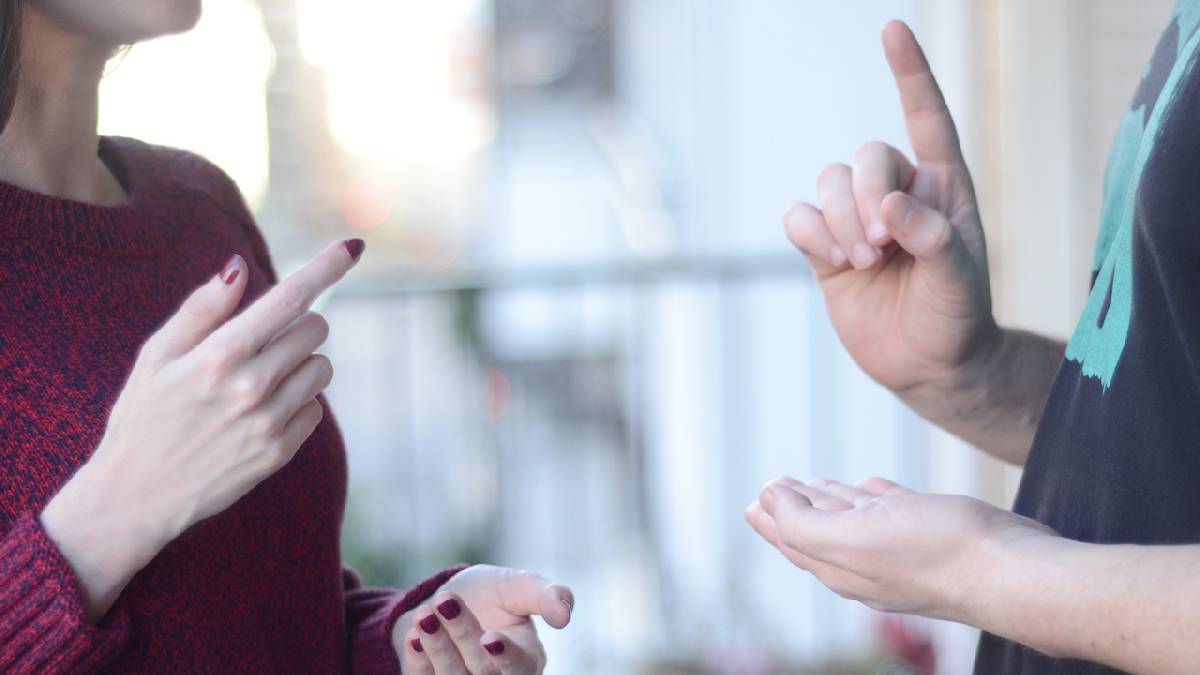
top-left (896, 320), bottom-right (1007, 422)
top-left (956, 523), bottom-right (1072, 645)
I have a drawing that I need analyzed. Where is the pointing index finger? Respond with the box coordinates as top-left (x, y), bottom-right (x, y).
top-left (882, 20), bottom-right (964, 166)
top-left (208, 238), bottom-right (363, 355)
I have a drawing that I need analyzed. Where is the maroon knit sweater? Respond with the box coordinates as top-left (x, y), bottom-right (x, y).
top-left (0, 136), bottom-right (462, 673)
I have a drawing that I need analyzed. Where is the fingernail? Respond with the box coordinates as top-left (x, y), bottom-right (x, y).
top-left (436, 599), bottom-right (461, 621)
top-left (867, 217), bottom-right (887, 241)
top-left (828, 245), bottom-right (847, 267)
top-left (419, 615), bottom-right (440, 635)
top-left (484, 640), bottom-right (505, 656)
top-left (410, 638), bottom-right (424, 653)
top-left (851, 242), bottom-right (878, 268)
top-left (894, 195), bottom-right (914, 225)
top-left (220, 254), bottom-right (242, 285)
top-left (343, 238), bottom-right (366, 261)
top-left (760, 486), bottom-right (778, 515)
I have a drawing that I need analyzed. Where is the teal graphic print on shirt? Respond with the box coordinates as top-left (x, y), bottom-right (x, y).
top-left (1065, 3), bottom-right (1200, 388)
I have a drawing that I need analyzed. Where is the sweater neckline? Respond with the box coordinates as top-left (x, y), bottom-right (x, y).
top-left (0, 136), bottom-right (177, 257)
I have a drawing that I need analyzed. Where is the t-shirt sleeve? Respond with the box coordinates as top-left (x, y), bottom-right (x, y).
top-left (0, 513), bottom-right (132, 673)
top-left (343, 565), bottom-right (468, 674)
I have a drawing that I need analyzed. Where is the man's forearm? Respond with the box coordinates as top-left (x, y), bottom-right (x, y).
top-left (901, 328), bottom-right (1064, 465)
top-left (966, 533), bottom-right (1200, 674)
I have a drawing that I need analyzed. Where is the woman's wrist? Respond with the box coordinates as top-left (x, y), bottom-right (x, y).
top-left (40, 463), bottom-right (169, 622)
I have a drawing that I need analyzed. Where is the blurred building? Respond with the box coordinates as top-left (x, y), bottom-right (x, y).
top-left (98, 1), bottom-right (1176, 673)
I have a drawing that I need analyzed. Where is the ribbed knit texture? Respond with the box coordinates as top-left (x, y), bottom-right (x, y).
top-left (0, 136), bottom-right (459, 673)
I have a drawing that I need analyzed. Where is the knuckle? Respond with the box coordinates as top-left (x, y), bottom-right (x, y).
top-left (816, 162), bottom-right (850, 189)
top-left (928, 220), bottom-right (955, 253)
top-left (264, 438), bottom-right (296, 469)
top-left (229, 372), bottom-right (269, 405)
top-left (249, 412), bottom-right (279, 438)
top-left (310, 353), bottom-right (333, 376)
top-left (203, 336), bottom-right (249, 373)
top-left (783, 204), bottom-right (819, 246)
top-left (853, 139), bottom-right (891, 163)
top-left (307, 312), bottom-right (330, 341)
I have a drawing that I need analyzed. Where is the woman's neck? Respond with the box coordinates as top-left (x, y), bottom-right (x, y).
top-left (0, 7), bottom-right (125, 205)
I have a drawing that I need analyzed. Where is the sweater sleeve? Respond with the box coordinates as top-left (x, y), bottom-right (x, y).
top-left (0, 513), bottom-right (132, 673)
top-left (344, 565), bottom-right (468, 674)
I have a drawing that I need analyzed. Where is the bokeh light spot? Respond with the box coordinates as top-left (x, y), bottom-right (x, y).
top-left (340, 171), bottom-right (395, 230)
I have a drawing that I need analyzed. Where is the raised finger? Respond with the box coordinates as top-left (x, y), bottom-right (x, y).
top-left (851, 140), bottom-right (915, 246)
top-left (817, 163), bottom-right (879, 269)
top-left (783, 202), bottom-right (848, 276)
top-left (206, 238), bottom-right (363, 360)
top-left (882, 20), bottom-right (964, 166)
top-left (141, 254), bottom-right (248, 368)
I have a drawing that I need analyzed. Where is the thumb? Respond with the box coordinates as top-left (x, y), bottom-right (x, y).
top-left (880, 191), bottom-right (973, 283)
top-left (139, 254), bottom-right (249, 368)
top-left (495, 569), bottom-right (574, 629)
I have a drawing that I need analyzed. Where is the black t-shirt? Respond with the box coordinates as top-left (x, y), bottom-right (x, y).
top-left (974, 4), bottom-right (1200, 673)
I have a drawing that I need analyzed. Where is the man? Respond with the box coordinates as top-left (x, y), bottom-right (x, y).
top-left (746, 11), bottom-right (1200, 674)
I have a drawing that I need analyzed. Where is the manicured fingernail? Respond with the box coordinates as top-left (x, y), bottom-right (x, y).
top-left (867, 217), bottom-right (887, 241)
top-left (220, 254), bottom-right (242, 285)
top-left (828, 245), bottom-right (847, 267)
top-left (484, 640), bottom-right (505, 656)
top-left (410, 638), bottom-right (423, 653)
top-left (419, 615), bottom-right (440, 634)
top-left (343, 238), bottom-right (366, 261)
top-left (437, 599), bottom-right (461, 621)
top-left (851, 242), bottom-right (879, 268)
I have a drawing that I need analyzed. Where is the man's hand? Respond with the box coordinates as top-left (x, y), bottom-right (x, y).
top-left (393, 565), bottom-right (573, 675)
top-left (745, 476), bottom-right (1053, 622)
top-left (784, 20), bottom-right (996, 395)
top-left (784, 20), bottom-right (1065, 465)
top-left (747, 477), bottom-right (1200, 673)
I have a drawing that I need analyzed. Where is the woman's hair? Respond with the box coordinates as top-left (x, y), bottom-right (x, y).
top-left (0, 0), bottom-right (20, 133)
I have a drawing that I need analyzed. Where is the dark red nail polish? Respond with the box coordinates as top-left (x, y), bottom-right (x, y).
top-left (343, 238), bottom-right (365, 261)
top-left (437, 599), bottom-right (461, 621)
top-left (220, 254), bottom-right (241, 285)
top-left (418, 615), bottom-right (440, 635)
top-left (484, 640), bottom-right (505, 656)
top-left (410, 638), bottom-right (423, 653)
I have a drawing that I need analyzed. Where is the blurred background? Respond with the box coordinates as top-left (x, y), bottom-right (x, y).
top-left (98, 1), bottom-right (1176, 673)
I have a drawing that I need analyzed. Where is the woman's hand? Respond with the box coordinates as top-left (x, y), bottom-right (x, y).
top-left (40, 239), bottom-right (365, 621)
top-left (395, 565), bottom-right (574, 675)
top-left (745, 476), bottom-right (1055, 623)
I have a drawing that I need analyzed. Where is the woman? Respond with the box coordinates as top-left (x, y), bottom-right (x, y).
top-left (0, 2), bottom-right (572, 673)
